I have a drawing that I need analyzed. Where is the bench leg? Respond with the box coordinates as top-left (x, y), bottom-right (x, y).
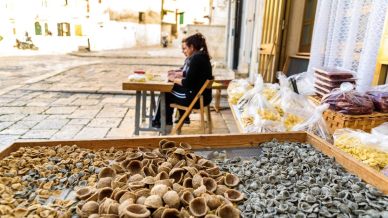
top-left (214, 89), bottom-right (221, 112)
top-left (206, 105), bottom-right (212, 134)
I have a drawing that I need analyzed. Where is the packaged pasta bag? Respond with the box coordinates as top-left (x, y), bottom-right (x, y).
top-left (371, 122), bottom-right (388, 152)
top-left (291, 104), bottom-right (332, 142)
top-left (227, 79), bottom-right (253, 105)
top-left (321, 82), bottom-right (374, 115)
top-left (241, 106), bottom-right (259, 133)
top-left (262, 83), bottom-right (280, 101)
top-left (333, 128), bottom-right (388, 171)
top-left (366, 84), bottom-right (388, 113)
top-left (128, 74), bottom-right (146, 82)
top-left (252, 100), bottom-right (285, 133)
top-left (288, 71), bottom-right (315, 96)
top-left (270, 73), bottom-right (315, 118)
top-left (237, 75), bottom-right (265, 113)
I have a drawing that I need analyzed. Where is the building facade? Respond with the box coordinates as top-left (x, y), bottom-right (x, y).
top-left (0, 0), bottom-right (162, 53)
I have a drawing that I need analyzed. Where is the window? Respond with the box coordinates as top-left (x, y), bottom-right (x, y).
top-left (57, 23), bottom-right (71, 36)
top-left (139, 12), bottom-right (145, 23)
top-left (299, 0), bottom-right (317, 53)
top-left (35, 22), bottom-right (42, 35)
top-left (75, 24), bottom-right (82, 36)
top-left (44, 23), bottom-right (50, 35)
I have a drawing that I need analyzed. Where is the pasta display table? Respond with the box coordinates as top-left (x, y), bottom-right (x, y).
top-left (0, 133), bottom-right (387, 216)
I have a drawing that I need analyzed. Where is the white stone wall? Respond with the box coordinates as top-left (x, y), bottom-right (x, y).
top-left (0, 0), bottom-right (162, 54)
top-left (89, 22), bottom-right (161, 51)
top-left (186, 24), bottom-right (226, 59)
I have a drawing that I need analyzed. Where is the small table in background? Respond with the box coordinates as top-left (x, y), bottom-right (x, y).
top-left (122, 81), bottom-right (174, 135)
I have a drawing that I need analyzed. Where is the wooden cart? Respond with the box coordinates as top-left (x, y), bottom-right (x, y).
top-left (1, 132), bottom-right (387, 194)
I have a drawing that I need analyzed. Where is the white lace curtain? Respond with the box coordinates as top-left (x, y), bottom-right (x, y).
top-left (308, 0), bottom-right (388, 91)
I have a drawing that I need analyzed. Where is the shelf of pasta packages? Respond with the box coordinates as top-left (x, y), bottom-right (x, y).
top-left (0, 133), bottom-right (387, 217)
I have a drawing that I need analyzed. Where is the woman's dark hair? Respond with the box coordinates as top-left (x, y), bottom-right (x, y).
top-left (183, 33), bottom-right (211, 59)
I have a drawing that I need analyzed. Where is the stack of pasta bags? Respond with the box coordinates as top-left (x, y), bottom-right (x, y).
top-left (314, 67), bottom-right (357, 96)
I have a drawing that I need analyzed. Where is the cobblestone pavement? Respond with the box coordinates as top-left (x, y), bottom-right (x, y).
top-left (0, 47), bottom-right (237, 151)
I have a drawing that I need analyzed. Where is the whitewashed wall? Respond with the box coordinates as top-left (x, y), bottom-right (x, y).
top-left (186, 24), bottom-right (226, 59)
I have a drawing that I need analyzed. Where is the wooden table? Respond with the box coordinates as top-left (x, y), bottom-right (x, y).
top-left (122, 81), bottom-right (173, 135)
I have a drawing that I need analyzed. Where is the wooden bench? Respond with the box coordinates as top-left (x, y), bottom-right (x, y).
top-left (212, 79), bottom-right (231, 112)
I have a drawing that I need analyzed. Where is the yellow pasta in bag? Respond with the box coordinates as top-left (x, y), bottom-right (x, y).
top-left (334, 130), bottom-right (388, 171)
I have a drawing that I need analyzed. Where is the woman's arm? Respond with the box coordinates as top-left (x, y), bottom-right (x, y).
top-left (181, 55), bottom-right (203, 89)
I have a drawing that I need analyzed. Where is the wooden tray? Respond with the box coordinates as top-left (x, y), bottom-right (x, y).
top-left (1, 132), bottom-right (387, 194)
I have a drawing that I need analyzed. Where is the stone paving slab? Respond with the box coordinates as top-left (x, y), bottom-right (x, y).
top-left (8, 120), bottom-right (38, 129)
top-left (0, 135), bottom-right (21, 151)
top-left (106, 127), bottom-right (133, 138)
top-left (45, 106), bottom-right (78, 115)
top-left (0, 106), bottom-right (48, 114)
top-left (33, 119), bottom-right (69, 130)
top-left (0, 114), bottom-right (26, 122)
top-left (97, 107), bottom-right (128, 118)
top-left (87, 118), bottom-right (122, 128)
top-left (51, 125), bottom-right (84, 140)
top-left (21, 129), bottom-right (58, 139)
top-left (0, 128), bottom-right (30, 135)
top-left (74, 127), bottom-right (109, 139)
top-left (68, 118), bottom-right (90, 125)
top-left (0, 122), bottom-right (14, 131)
top-left (22, 114), bottom-right (48, 121)
top-left (68, 109), bottom-right (101, 119)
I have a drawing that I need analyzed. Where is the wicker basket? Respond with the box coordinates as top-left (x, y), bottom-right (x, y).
top-left (323, 109), bottom-right (388, 134)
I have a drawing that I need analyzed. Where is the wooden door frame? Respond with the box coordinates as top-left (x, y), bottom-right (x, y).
top-left (278, 0), bottom-right (292, 79)
top-left (232, 0), bottom-right (244, 70)
top-left (259, 0), bottom-right (288, 83)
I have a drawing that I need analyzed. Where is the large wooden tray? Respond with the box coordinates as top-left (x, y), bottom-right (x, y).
top-left (1, 132), bottom-right (387, 194)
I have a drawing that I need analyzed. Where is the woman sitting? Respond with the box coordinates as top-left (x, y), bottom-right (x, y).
top-left (152, 33), bottom-right (213, 128)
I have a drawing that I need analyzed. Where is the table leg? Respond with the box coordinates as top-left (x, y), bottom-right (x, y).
top-left (142, 91), bottom-right (147, 121)
top-left (149, 91), bottom-right (155, 128)
top-left (134, 91), bottom-right (141, 135)
top-left (160, 92), bottom-right (166, 135)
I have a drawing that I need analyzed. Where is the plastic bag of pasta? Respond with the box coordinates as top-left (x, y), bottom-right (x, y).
top-left (237, 75), bottom-right (265, 113)
top-left (128, 74), bottom-right (146, 82)
top-left (292, 104), bottom-right (332, 142)
top-left (252, 100), bottom-right (285, 133)
top-left (270, 73), bottom-right (315, 118)
top-left (253, 111), bottom-right (285, 132)
top-left (241, 108), bottom-right (259, 133)
top-left (262, 83), bottom-right (280, 101)
top-left (333, 128), bottom-right (388, 170)
top-left (227, 79), bottom-right (253, 105)
top-left (366, 84), bottom-right (388, 113)
top-left (371, 122), bottom-right (388, 151)
top-left (288, 71), bottom-right (315, 96)
top-left (321, 82), bottom-right (374, 115)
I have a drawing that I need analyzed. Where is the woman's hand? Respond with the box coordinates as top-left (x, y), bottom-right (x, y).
top-left (174, 71), bottom-right (183, 78)
top-left (168, 74), bottom-right (175, 82)
top-left (173, 78), bottom-right (182, 86)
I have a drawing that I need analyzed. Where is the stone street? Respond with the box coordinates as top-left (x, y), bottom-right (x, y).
top-left (0, 47), bottom-right (237, 151)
